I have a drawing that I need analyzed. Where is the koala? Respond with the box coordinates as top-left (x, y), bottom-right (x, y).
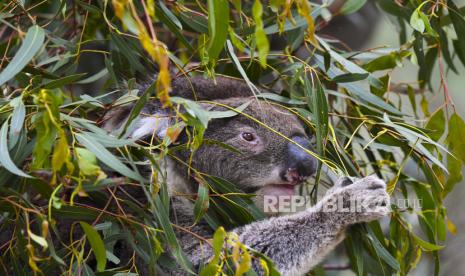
top-left (104, 75), bottom-right (390, 275)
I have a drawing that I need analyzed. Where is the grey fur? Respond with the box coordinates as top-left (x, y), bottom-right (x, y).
top-left (104, 76), bottom-right (390, 275)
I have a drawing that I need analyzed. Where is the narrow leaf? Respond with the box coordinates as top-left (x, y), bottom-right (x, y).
top-left (252, 0), bottom-right (269, 67)
top-left (0, 25), bottom-right (45, 86)
top-left (80, 222), bottom-right (107, 272)
top-left (0, 120), bottom-right (31, 178)
top-left (76, 133), bottom-right (145, 182)
top-left (207, 0), bottom-right (230, 60)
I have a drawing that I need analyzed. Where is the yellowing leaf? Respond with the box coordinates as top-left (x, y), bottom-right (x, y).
top-left (447, 219), bottom-right (457, 235)
top-left (296, 0), bottom-right (317, 45)
top-left (32, 89), bottom-right (63, 169)
top-left (147, 0), bottom-right (155, 18)
top-left (412, 233), bottom-right (444, 251)
top-left (26, 244), bottom-right (42, 273)
top-left (112, 0), bottom-right (126, 19)
top-left (75, 147), bottom-right (105, 178)
top-left (260, 258), bottom-right (270, 276)
top-left (28, 228), bottom-right (48, 249)
top-left (52, 131), bottom-right (73, 180)
top-left (229, 232), bottom-right (251, 275)
top-left (41, 220), bottom-right (49, 239)
top-left (235, 247), bottom-right (251, 276)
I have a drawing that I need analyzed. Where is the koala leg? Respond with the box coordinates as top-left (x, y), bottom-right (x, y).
top-left (186, 175), bottom-right (390, 276)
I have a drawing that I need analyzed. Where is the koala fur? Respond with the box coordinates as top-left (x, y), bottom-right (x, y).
top-left (104, 75), bottom-right (390, 275)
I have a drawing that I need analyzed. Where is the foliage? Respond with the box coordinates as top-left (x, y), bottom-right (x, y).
top-left (0, 0), bottom-right (465, 275)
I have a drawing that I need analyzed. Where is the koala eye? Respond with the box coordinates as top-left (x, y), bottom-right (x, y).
top-left (241, 132), bottom-right (256, 142)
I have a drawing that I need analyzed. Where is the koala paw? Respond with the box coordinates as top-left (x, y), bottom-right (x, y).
top-left (322, 175), bottom-right (390, 225)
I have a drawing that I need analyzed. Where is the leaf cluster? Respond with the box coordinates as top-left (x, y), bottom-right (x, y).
top-left (0, 1), bottom-right (464, 275)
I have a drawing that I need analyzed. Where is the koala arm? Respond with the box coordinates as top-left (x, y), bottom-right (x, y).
top-left (181, 176), bottom-right (389, 276)
top-left (231, 201), bottom-right (346, 275)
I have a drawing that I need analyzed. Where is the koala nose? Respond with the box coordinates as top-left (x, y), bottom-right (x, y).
top-left (281, 136), bottom-right (317, 183)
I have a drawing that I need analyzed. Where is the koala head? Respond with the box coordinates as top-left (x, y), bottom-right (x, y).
top-left (105, 76), bottom-right (317, 204)
top-left (180, 98), bottom-right (317, 199)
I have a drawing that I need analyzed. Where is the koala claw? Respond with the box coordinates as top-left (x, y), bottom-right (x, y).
top-left (323, 175), bottom-right (390, 225)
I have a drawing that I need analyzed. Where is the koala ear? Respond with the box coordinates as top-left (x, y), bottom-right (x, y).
top-left (102, 104), bottom-right (173, 140)
top-left (130, 113), bottom-right (172, 139)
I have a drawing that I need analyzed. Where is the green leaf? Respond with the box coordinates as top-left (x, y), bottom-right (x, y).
top-left (199, 227), bottom-right (226, 275)
top-left (171, 97), bottom-right (210, 128)
top-left (79, 222), bottom-right (107, 272)
top-left (341, 0), bottom-right (367, 14)
top-left (419, 12), bottom-right (438, 37)
top-left (383, 115), bottom-right (448, 173)
top-left (75, 133), bottom-right (145, 182)
top-left (153, 195), bottom-right (194, 273)
top-left (446, 113), bottom-right (465, 164)
top-left (367, 227), bottom-right (401, 272)
top-left (226, 40), bottom-right (258, 93)
top-left (364, 52), bottom-right (409, 72)
top-left (264, 8), bottom-right (323, 35)
top-left (252, 0), bottom-right (269, 67)
top-left (307, 78), bottom-right (328, 154)
top-left (52, 131), bottom-right (71, 174)
top-left (425, 109), bottom-right (445, 141)
top-left (75, 147), bottom-right (103, 176)
top-left (193, 183), bottom-right (210, 223)
top-left (412, 233), bottom-right (444, 251)
top-left (32, 89), bottom-right (63, 169)
top-left (256, 93), bottom-right (306, 105)
top-left (206, 175), bottom-right (264, 224)
top-left (156, 2), bottom-right (194, 52)
top-left (207, 101), bottom-right (251, 119)
top-left (445, 154), bottom-right (463, 196)
top-left (331, 73), bottom-right (369, 83)
top-left (43, 73), bottom-right (87, 89)
top-left (345, 230), bottom-right (364, 275)
top-left (76, 68), bottom-right (108, 84)
top-left (383, 114), bottom-right (451, 157)
top-left (0, 120), bottom-right (31, 178)
top-left (207, 0), bottom-right (230, 61)
top-left (179, 10), bottom-right (209, 33)
top-left (410, 10), bottom-right (425, 33)
top-left (9, 95), bottom-right (26, 147)
top-left (317, 37), bottom-right (383, 89)
top-left (0, 25), bottom-right (45, 86)
top-left (212, 226), bottom-right (226, 257)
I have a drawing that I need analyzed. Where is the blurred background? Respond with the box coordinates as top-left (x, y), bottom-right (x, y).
top-left (328, 1), bottom-right (465, 275)
top-left (367, 7), bottom-right (465, 276)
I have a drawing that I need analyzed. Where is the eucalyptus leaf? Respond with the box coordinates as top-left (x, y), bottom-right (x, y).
top-left (80, 222), bottom-right (107, 272)
top-left (0, 120), bottom-right (31, 178)
top-left (76, 133), bottom-right (145, 182)
top-left (0, 25), bottom-right (45, 86)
